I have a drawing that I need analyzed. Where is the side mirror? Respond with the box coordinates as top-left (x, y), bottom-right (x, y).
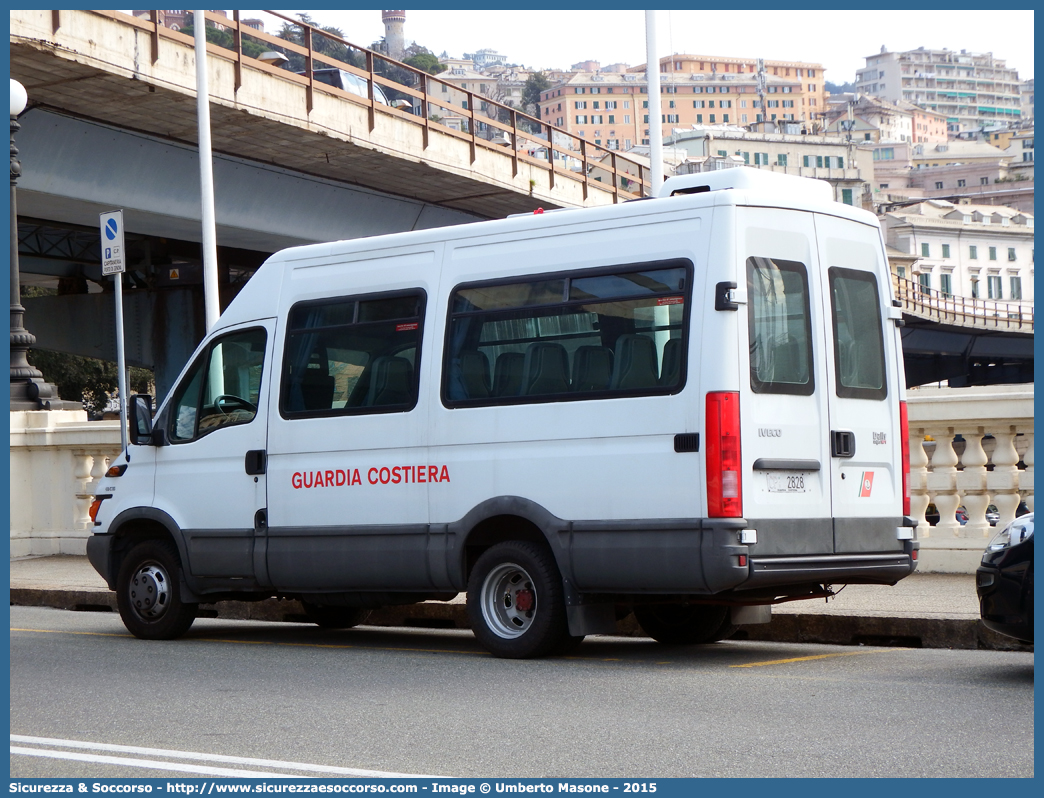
top-left (129, 394), bottom-right (154, 445)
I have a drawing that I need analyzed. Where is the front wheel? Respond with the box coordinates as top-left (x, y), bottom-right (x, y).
top-left (633, 603), bottom-right (736, 645)
top-left (467, 541), bottom-right (572, 659)
top-left (116, 539), bottom-right (198, 640)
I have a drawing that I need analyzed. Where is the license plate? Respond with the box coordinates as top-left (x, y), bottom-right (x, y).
top-left (766, 471), bottom-right (811, 493)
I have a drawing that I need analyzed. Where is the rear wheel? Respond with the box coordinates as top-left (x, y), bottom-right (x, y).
top-left (116, 539), bottom-right (198, 640)
top-left (467, 541), bottom-right (571, 659)
top-left (633, 603), bottom-right (736, 645)
top-left (301, 602), bottom-right (371, 629)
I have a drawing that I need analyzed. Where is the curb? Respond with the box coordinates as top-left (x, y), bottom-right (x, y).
top-left (10, 587), bottom-right (1031, 653)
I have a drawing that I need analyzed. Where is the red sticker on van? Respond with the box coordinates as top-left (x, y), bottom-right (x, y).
top-left (859, 471), bottom-right (874, 497)
top-left (396, 322), bottom-right (419, 332)
top-left (657, 297), bottom-right (684, 306)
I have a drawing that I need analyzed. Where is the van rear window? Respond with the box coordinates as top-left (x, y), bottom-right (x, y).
top-left (443, 260), bottom-right (691, 406)
top-left (747, 257), bottom-right (814, 396)
top-left (829, 267), bottom-right (887, 400)
top-left (280, 290), bottom-right (425, 418)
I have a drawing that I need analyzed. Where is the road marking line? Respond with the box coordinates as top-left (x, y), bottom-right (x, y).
top-left (729, 649), bottom-right (895, 668)
top-left (11, 627), bottom-right (483, 657)
top-left (10, 747), bottom-right (306, 779)
top-left (11, 627), bottom-right (132, 638)
top-left (11, 736), bottom-right (437, 778)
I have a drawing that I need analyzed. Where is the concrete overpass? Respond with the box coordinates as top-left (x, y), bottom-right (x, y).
top-left (893, 277), bottom-right (1034, 387)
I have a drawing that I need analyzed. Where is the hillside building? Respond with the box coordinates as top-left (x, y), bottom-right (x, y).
top-left (855, 47), bottom-right (1023, 134)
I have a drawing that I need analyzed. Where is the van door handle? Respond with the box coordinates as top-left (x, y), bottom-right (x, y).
top-left (245, 449), bottom-right (267, 475)
top-left (831, 431), bottom-right (855, 458)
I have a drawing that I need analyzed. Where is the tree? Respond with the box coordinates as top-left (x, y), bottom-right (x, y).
top-left (522, 72), bottom-right (552, 117)
top-left (27, 350), bottom-right (153, 418)
top-left (180, 21), bottom-right (268, 61)
top-left (22, 286), bottom-right (153, 417)
top-left (404, 52), bottom-right (445, 76)
top-left (276, 13), bottom-right (357, 72)
top-left (479, 83), bottom-right (510, 126)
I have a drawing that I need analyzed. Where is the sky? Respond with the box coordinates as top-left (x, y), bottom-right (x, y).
top-left (253, 9), bottom-right (1034, 83)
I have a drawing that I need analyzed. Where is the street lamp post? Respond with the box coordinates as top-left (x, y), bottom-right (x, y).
top-left (10, 78), bottom-right (64, 410)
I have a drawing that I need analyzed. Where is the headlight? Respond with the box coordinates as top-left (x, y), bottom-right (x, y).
top-left (986, 513), bottom-right (1034, 552)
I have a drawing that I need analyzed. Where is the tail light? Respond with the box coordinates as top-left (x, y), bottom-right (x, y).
top-left (707, 391), bottom-right (742, 518)
top-left (899, 400), bottom-right (910, 516)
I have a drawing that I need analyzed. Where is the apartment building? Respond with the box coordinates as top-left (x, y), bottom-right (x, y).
top-left (873, 139), bottom-right (1015, 171)
top-left (131, 9), bottom-right (229, 31)
top-left (465, 48), bottom-right (508, 69)
top-left (1004, 129), bottom-right (1035, 167)
top-left (540, 71), bottom-right (645, 151)
top-left (824, 94), bottom-right (915, 143)
top-left (882, 200), bottom-right (1033, 305)
top-left (652, 55), bottom-right (828, 129)
top-left (539, 54), bottom-right (827, 146)
top-left (1020, 79), bottom-right (1034, 121)
top-left (855, 47), bottom-right (1023, 134)
top-left (871, 138), bottom-right (1033, 215)
top-left (665, 128), bottom-right (872, 207)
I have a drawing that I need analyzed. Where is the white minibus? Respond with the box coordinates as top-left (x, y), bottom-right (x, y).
top-left (87, 167), bottom-right (916, 658)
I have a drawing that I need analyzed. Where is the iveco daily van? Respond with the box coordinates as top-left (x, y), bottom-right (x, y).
top-left (87, 167), bottom-right (917, 658)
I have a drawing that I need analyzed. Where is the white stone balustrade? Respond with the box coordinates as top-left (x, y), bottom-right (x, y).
top-left (906, 384), bottom-right (1034, 573)
top-left (10, 410), bottom-right (122, 557)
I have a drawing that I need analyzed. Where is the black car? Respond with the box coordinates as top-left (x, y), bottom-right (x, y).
top-left (977, 513), bottom-right (1034, 643)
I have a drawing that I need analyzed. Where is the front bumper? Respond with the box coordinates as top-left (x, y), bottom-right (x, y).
top-left (86, 533), bottom-right (115, 590)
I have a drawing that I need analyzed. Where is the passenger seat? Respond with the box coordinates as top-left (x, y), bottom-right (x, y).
top-left (492, 352), bottom-right (525, 397)
top-left (610, 334), bottom-right (659, 390)
top-left (365, 356), bottom-right (414, 406)
top-left (571, 345), bottom-right (614, 392)
top-left (521, 342), bottom-right (570, 396)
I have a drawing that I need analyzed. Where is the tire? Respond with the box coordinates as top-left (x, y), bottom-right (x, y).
top-left (301, 602), bottom-right (371, 629)
top-left (116, 539), bottom-right (198, 640)
top-left (467, 541), bottom-right (571, 659)
top-left (633, 603), bottom-right (736, 645)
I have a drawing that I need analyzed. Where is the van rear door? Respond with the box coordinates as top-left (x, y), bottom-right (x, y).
top-left (739, 209), bottom-right (833, 556)
top-left (814, 213), bottom-right (904, 553)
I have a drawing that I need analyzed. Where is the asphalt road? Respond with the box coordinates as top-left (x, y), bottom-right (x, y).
top-left (10, 605), bottom-right (1034, 779)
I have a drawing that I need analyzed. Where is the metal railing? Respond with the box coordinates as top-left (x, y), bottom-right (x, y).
top-left (894, 276), bottom-right (1034, 332)
top-left (72, 10), bottom-right (651, 203)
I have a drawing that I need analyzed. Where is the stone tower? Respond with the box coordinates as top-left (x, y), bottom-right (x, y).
top-left (382, 10), bottom-right (406, 60)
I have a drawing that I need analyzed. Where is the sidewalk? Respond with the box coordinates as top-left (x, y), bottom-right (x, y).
top-left (9, 555), bottom-right (1031, 651)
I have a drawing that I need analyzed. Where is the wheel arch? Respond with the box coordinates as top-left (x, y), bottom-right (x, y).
top-left (105, 507), bottom-right (190, 593)
top-left (449, 496), bottom-right (571, 586)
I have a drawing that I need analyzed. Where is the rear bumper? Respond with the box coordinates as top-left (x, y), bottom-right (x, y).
top-left (744, 545), bottom-right (918, 590)
top-left (564, 516), bottom-right (917, 595)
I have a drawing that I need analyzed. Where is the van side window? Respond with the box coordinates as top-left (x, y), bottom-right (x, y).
top-left (746, 257), bottom-right (814, 395)
top-left (280, 290), bottom-right (425, 418)
top-left (443, 260), bottom-right (690, 406)
top-left (829, 267), bottom-right (887, 400)
top-left (169, 328), bottom-right (267, 442)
